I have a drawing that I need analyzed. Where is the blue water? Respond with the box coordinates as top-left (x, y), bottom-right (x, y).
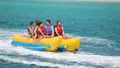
top-left (0, 0), bottom-right (120, 68)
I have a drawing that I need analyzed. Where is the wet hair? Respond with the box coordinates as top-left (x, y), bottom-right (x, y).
top-left (36, 20), bottom-right (41, 26)
top-left (56, 20), bottom-right (61, 24)
top-left (30, 21), bottom-right (34, 26)
top-left (46, 19), bottom-right (51, 24)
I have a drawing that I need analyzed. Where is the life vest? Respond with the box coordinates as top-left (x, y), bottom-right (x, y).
top-left (55, 25), bottom-right (63, 36)
top-left (39, 27), bottom-right (46, 36)
top-left (45, 25), bottom-right (52, 35)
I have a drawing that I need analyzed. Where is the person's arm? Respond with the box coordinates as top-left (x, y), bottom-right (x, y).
top-left (28, 27), bottom-right (34, 35)
top-left (55, 27), bottom-right (60, 36)
top-left (62, 27), bottom-right (64, 36)
top-left (38, 28), bottom-right (45, 36)
top-left (51, 26), bottom-right (54, 37)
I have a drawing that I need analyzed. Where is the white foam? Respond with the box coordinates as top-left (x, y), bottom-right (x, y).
top-left (20, 51), bottom-right (120, 68)
top-left (0, 29), bottom-right (27, 35)
top-left (11, 47), bottom-right (120, 68)
top-left (0, 55), bottom-right (92, 68)
top-left (1, 41), bottom-right (120, 68)
top-left (66, 33), bottom-right (115, 48)
top-left (81, 36), bottom-right (114, 45)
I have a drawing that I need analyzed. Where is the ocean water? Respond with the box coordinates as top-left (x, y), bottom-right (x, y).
top-left (0, 0), bottom-right (120, 68)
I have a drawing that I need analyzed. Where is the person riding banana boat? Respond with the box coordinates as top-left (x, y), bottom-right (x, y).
top-left (54, 20), bottom-right (69, 39)
top-left (45, 19), bottom-right (54, 38)
top-left (33, 20), bottom-right (41, 39)
top-left (28, 21), bottom-right (34, 38)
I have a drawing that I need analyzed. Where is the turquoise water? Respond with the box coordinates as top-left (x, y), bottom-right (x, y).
top-left (0, 0), bottom-right (120, 68)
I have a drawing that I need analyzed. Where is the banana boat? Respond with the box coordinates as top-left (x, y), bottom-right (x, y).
top-left (11, 34), bottom-right (81, 51)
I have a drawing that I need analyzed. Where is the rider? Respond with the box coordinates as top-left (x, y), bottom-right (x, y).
top-left (54, 20), bottom-right (69, 39)
top-left (38, 21), bottom-right (46, 39)
top-left (28, 21), bottom-right (34, 38)
top-left (33, 20), bottom-right (41, 39)
top-left (45, 19), bottom-right (54, 37)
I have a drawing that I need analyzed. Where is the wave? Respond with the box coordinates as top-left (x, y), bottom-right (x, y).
top-left (0, 55), bottom-right (92, 68)
top-left (66, 34), bottom-right (114, 45)
top-left (0, 55), bottom-right (93, 68)
top-left (1, 45), bottom-right (120, 68)
top-left (80, 36), bottom-right (114, 45)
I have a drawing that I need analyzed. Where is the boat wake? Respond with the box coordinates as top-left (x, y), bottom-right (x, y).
top-left (0, 29), bottom-right (120, 68)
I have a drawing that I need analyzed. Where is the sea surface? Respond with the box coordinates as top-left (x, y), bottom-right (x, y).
top-left (0, 0), bottom-right (120, 68)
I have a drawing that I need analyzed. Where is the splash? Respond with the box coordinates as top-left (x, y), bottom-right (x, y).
top-left (0, 55), bottom-right (92, 68)
top-left (66, 33), bottom-right (114, 45)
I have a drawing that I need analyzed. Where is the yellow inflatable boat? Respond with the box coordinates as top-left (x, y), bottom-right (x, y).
top-left (11, 34), bottom-right (81, 51)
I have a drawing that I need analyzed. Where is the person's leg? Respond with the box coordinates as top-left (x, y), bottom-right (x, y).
top-left (33, 36), bottom-right (42, 43)
top-left (33, 34), bottom-right (37, 43)
top-left (33, 34), bottom-right (37, 39)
